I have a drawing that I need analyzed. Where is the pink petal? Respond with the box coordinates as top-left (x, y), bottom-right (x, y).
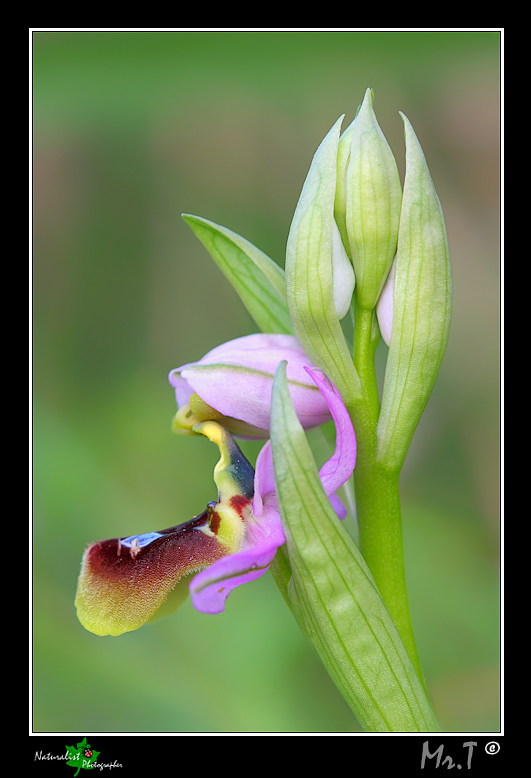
top-left (252, 440), bottom-right (274, 517)
top-left (190, 504), bottom-right (284, 614)
top-left (169, 333), bottom-right (331, 430)
top-left (304, 367), bottom-right (357, 498)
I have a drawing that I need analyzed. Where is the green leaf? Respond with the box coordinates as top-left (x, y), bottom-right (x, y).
top-left (270, 361), bottom-right (439, 732)
top-left (285, 118), bottom-right (361, 407)
top-left (376, 114), bottom-right (452, 471)
top-left (182, 214), bottom-right (294, 335)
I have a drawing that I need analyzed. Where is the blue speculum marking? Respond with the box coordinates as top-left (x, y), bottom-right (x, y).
top-left (119, 509), bottom-right (214, 550)
top-left (121, 532), bottom-right (164, 548)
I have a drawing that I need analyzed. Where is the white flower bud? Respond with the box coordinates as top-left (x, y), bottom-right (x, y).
top-left (376, 257), bottom-right (395, 346)
top-left (332, 219), bottom-right (355, 319)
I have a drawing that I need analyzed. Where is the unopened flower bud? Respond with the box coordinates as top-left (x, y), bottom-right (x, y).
top-left (286, 117), bottom-right (360, 405)
top-left (336, 88), bottom-right (402, 311)
top-left (376, 113), bottom-right (452, 470)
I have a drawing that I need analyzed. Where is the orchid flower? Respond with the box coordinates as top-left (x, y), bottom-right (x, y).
top-left (75, 367), bottom-right (356, 636)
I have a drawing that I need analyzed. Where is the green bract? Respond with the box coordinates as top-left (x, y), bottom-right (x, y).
top-left (376, 114), bottom-right (452, 471)
top-left (336, 88), bottom-right (402, 311)
top-left (285, 117), bottom-right (361, 407)
top-left (270, 362), bottom-right (439, 732)
top-left (182, 214), bottom-right (293, 335)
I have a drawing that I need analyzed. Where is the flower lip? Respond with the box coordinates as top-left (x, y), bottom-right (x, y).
top-left (74, 508), bottom-right (227, 637)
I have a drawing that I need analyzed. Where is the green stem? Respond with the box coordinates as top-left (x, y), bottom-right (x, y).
top-left (350, 304), bottom-right (425, 687)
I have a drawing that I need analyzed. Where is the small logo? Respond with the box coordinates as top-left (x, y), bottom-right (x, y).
top-left (65, 737), bottom-right (100, 776)
top-left (485, 741), bottom-right (500, 755)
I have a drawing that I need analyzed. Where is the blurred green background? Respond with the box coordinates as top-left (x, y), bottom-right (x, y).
top-left (33, 30), bottom-right (501, 733)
